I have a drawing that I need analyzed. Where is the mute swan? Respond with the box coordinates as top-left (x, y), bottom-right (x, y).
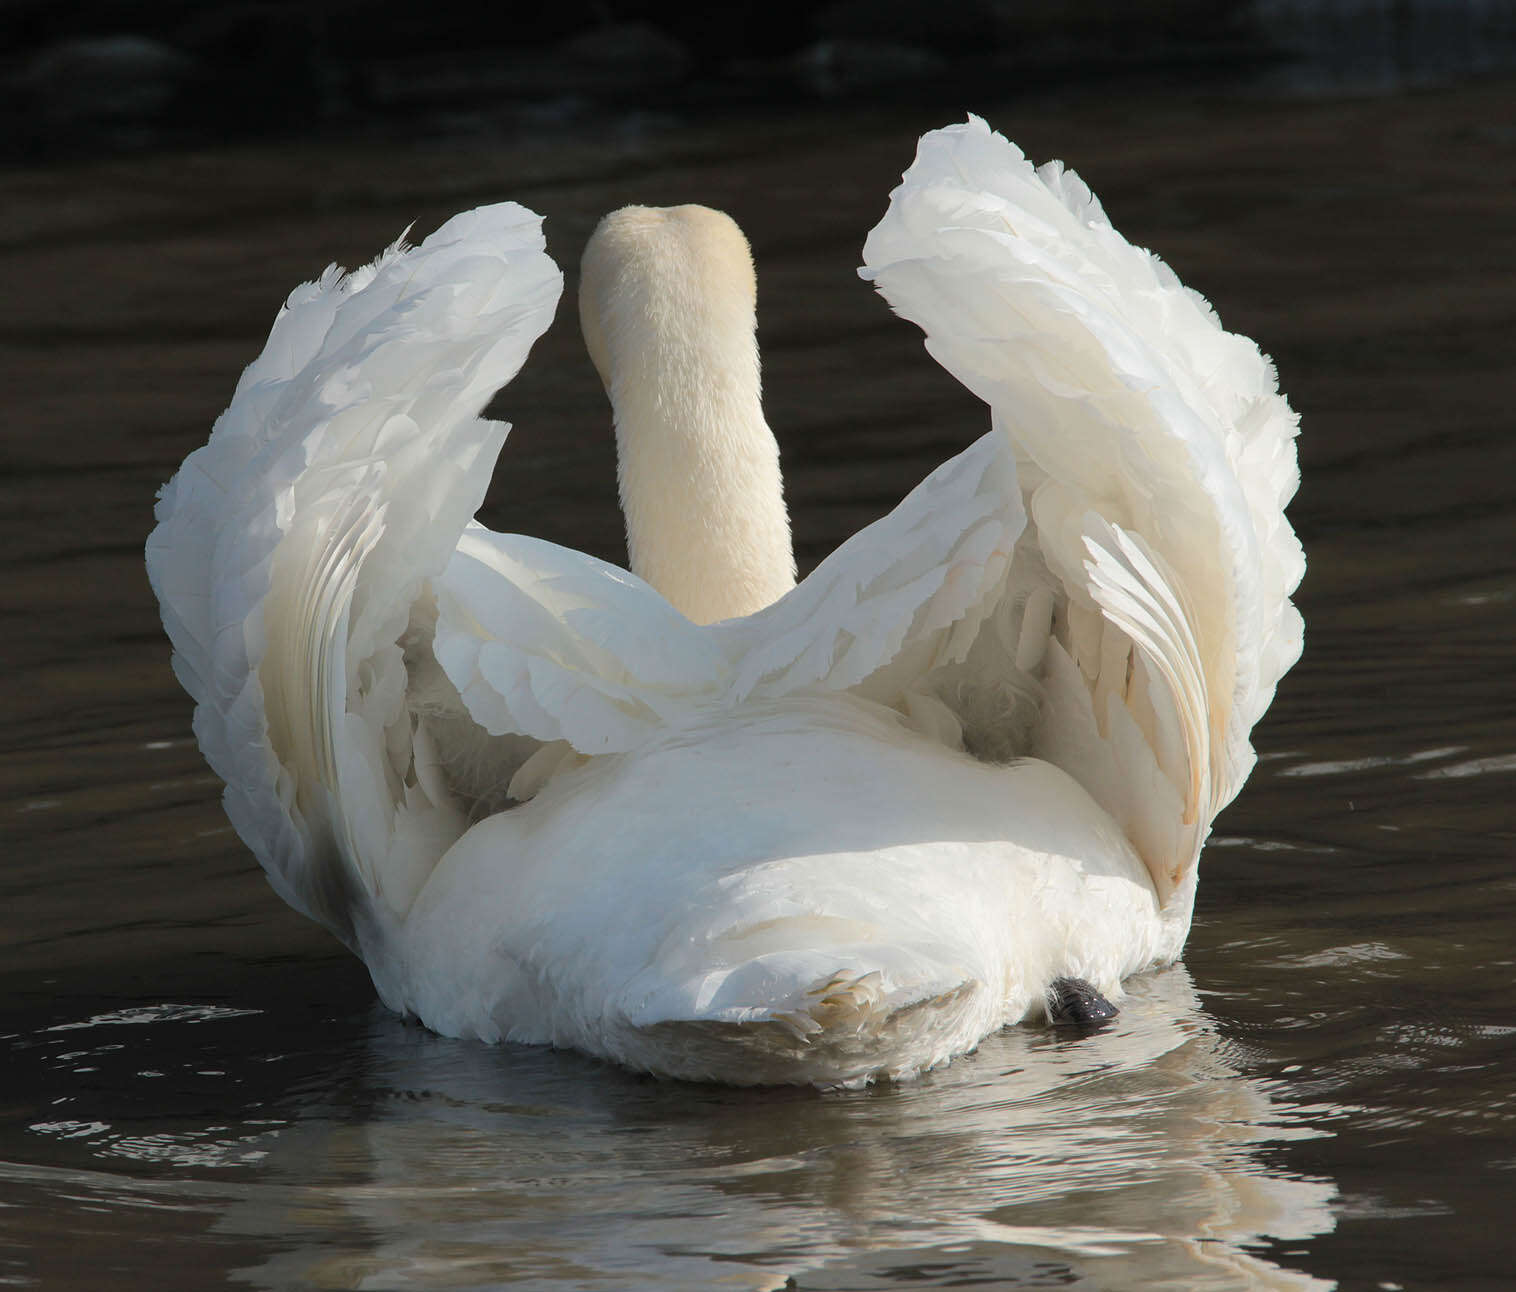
top-left (146, 118), bottom-right (1302, 1087)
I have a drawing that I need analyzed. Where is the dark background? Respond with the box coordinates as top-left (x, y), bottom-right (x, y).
top-left (5, 4), bottom-right (1516, 1290)
top-left (7, 0), bottom-right (1516, 164)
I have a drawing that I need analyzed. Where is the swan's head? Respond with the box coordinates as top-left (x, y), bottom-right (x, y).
top-left (579, 204), bottom-right (758, 397)
top-left (575, 204), bottom-right (794, 625)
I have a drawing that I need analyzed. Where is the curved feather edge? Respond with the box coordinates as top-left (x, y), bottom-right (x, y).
top-left (432, 525), bottom-right (731, 754)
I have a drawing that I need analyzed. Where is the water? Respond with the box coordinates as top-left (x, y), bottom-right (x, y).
top-left (5, 79), bottom-right (1515, 1289)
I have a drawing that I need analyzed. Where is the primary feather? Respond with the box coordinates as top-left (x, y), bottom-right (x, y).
top-left (147, 119), bottom-right (1301, 1087)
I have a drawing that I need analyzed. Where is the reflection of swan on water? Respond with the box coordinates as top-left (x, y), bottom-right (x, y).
top-left (223, 967), bottom-right (1335, 1291)
top-left (146, 118), bottom-right (1303, 1086)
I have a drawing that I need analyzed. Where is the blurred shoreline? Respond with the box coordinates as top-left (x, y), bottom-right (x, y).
top-left (6, 0), bottom-right (1516, 166)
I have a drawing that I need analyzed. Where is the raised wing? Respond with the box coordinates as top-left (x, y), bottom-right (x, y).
top-left (146, 204), bottom-right (562, 939)
top-left (859, 117), bottom-right (1304, 901)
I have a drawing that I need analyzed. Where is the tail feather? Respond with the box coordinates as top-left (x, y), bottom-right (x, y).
top-left (620, 973), bottom-right (987, 1088)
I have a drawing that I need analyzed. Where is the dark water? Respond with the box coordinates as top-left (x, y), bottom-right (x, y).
top-left (5, 80), bottom-right (1516, 1289)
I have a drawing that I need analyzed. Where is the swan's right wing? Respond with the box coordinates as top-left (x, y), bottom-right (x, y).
top-left (860, 118), bottom-right (1304, 901)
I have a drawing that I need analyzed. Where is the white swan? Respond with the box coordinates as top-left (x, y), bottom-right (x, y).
top-left (146, 118), bottom-right (1302, 1087)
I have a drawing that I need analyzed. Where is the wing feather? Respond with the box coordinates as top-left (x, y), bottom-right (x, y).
top-left (431, 527), bottom-right (730, 754)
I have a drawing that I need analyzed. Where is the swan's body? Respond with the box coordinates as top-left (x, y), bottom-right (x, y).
top-left (147, 119), bottom-right (1302, 1086)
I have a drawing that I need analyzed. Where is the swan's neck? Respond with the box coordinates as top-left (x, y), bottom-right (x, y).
top-left (580, 205), bottom-right (795, 625)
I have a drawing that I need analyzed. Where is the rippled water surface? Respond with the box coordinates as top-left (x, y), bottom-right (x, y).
top-left (5, 80), bottom-right (1515, 1289)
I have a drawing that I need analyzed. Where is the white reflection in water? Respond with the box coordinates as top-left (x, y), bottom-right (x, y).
top-left (1278, 746), bottom-right (1466, 778)
top-left (43, 1004), bottom-right (264, 1032)
top-left (1414, 753), bottom-right (1516, 779)
top-left (219, 967), bottom-right (1336, 1291)
top-left (1267, 943), bottom-right (1409, 971)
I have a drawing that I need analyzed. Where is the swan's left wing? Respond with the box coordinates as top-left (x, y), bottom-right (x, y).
top-left (147, 204), bottom-right (561, 941)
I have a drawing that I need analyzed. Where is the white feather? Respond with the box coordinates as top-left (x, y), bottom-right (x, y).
top-left (147, 121), bottom-right (1302, 1086)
